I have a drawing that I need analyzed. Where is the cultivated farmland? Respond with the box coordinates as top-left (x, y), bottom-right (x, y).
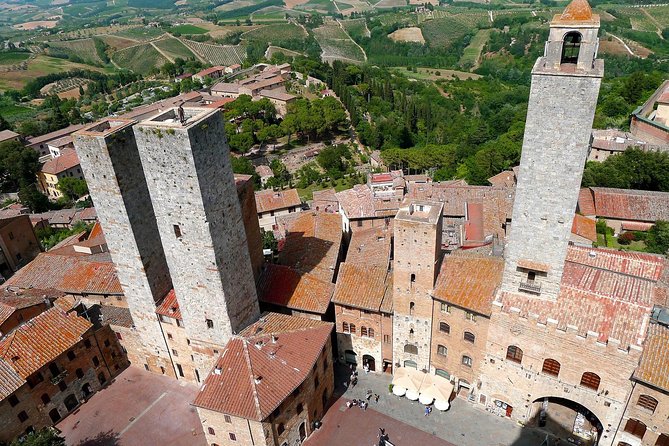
top-left (182, 40), bottom-right (247, 65)
top-left (420, 16), bottom-right (473, 48)
top-left (112, 43), bottom-right (168, 75)
top-left (340, 18), bottom-right (370, 39)
top-left (242, 23), bottom-right (307, 44)
top-left (313, 22), bottom-right (366, 63)
top-left (153, 37), bottom-right (199, 61)
top-left (113, 26), bottom-right (166, 41)
top-left (46, 38), bottom-right (104, 64)
top-left (459, 28), bottom-right (490, 68)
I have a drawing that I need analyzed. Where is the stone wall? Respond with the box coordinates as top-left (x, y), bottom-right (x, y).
top-left (0, 215), bottom-right (40, 273)
top-left (613, 382), bottom-right (669, 446)
top-left (133, 109), bottom-right (259, 349)
top-left (502, 67), bottom-right (602, 301)
top-left (236, 177), bottom-right (264, 282)
top-left (334, 304), bottom-right (385, 371)
top-left (159, 318), bottom-right (199, 382)
top-left (74, 120), bottom-right (174, 376)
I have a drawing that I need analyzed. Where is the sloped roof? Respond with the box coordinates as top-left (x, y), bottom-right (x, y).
top-left (335, 184), bottom-right (403, 220)
top-left (257, 264), bottom-right (334, 315)
top-left (6, 252), bottom-right (122, 295)
top-left (193, 313), bottom-right (332, 421)
top-left (589, 188), bottom-right (669, 222)
top-left (571, 214), bottom-right (597, 242)
top-left (0, 294), bottom-right (47, 327)
top-left (634, 322), bottom-right (669, 391)
top-left (156, 289), bottom-right (181, 320)
top-left (577, 188), bottom-right (596, 216)
top-left (345, 227), bottom-right (391, 266)
top-left (432, 255), bottom-right (504, 316)
top-left (255, 189), bottom-right (301, 213)
top-left (0, 129), bottom-right (19, 142)
top-left (40, 148), bottom-right (80, 175)
top-left (487, 170), bottom-right (516, 188)
top-left (26, 124), bottom-right (85, 147)
top-left (553, 0), bottom-right (598, 24)
top-left (0, 307), bottom-right (91, 379)
top-left (0, 359), bottom-right (23, 399)
top-left (332, 264), bottom-right (389, 312)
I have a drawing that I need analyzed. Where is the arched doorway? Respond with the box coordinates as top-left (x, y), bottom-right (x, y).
top-left (532, 397), bottom-right (603, 445)
top-left (403, 360), bottom-right (417, 369)
top-left (344, 349), bottom-right (357, 365)
top-left (362, 355), bottom-right (375, 372)
top-left (64, 394), bottom-right (79, 412)
top-left (82, 383), bottom-right (92, 397)
top-left (48, 408), bottom-right (61, 423)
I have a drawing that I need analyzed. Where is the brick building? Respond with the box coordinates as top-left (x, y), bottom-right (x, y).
top-left (255, 188), bottom-right (302, 232)
top-left (630, 80), bottom-right (669, 147)
top-left (0, 307), bottom-right (127, 442)
top-left (0, 290), bottom-right (50, 336)
top-left (0, 215), bottom-right (41, 279)
top-left (333, 227), bottom-right (393, 373)
top-left (193, 313), bottom-right (334, 446)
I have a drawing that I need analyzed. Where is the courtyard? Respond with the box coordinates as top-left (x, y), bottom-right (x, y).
top-left (56, 367), bottom-right (206, 446)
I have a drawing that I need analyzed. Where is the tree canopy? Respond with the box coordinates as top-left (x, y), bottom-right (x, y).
top-left (582, 149), bottom-right (669, 192)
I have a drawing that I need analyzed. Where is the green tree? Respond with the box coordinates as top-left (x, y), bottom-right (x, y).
top-left (10, 428), bottom-right (66, 446)
top-left (0, 140), bottom-right (40, 192)
top-left (57, 177), bottom-right (89, 201)
top-left (262, 229), bottom-right (278, 251)
top-left (0, 114), bottom-right (10, 131)
top-left (18, 184), bottom-right (50, 213)
top-left (646, 221), bottom-right (669, 254)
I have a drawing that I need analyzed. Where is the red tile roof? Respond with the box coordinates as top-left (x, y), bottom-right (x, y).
top-left (0, 358), bottom-right (23, 399)
top-left (255, 189), bottom-right (301, 213)
top-left (498, 246), bottom-right (667, 348)
top-left (40, 148), bottom-right (81, 175)
top-left (194, 66), bottom-right (225, 78)
top-left (634, 322), bottom-right (669, 391)
top-left (0, 294), bottom-right (47, 327)
top-left (0, 307), bottom-right (91, 380)
top-left (586, 188), bottom-right (669, 222)
top-left (6, 252), bottom-right (122, 295)
top-left (335, 184), bottom-right (403, 219)
top-left (571, 214), bottom-right (597, 242)
top-left (332, 264), bottom-right (389, 312)
top-left (577, 188), bottom-right (596, 215)
top-left (193, 313), bottom-right (332, 420)
top-left (155, 289), bottom-right (181, 320)
top-left (487, 170), bottom-right (516, 188)
top-left (556, 0), bottom-right (594, 22)
top-left (27, 124), bottom-right (85, 147)
top-left (433, 255), bottom-right (504, 316)
top-left (257, 264), bottom-right (334, 314)
top-left (345, 227), bottom-right (391, 266)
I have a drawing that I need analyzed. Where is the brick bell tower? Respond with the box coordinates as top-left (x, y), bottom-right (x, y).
top-left (500, 0), bottom-right (603, 300)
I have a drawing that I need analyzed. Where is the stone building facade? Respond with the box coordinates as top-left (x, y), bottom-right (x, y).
top-left (74, 119), bottom-right (175, 377)
top-left (0, 308), bottom-right (127, 442)
top-left (133, 108), bottom-right (259, 376)
top-left (392, 201), bottom-right (443, 371)
top-left (0, 215), bottom-right (40, 279)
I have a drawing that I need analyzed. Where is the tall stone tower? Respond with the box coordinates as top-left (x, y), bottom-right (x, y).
top-left (133, 107), bottom-right (260, 371)
top-left (73, 119), bottom-right (175, 376)
top-left (501, 0), bottom-right (603, 300)
top-left (392, 200), bottom-right (443, 371)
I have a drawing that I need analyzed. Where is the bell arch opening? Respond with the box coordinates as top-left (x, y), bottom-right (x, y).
top-left (561, 31), bottom-right (582, 65)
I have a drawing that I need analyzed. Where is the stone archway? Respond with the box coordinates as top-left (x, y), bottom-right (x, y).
top-left (362, 355), bottom-right (375, 372)
top-left (531, 396), bottom-right (603, 446)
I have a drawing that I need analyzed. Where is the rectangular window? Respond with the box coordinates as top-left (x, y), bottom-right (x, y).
top-left (172, 349), bottom-right (178, 357)
top-left (440, 303), bottom-right (450, 313)
top-left (465, 312), bottom-right (476, 322)
top-left (383, 334), bottom-right (391, 344)
top-left (176, 364), bottom-right (184, 377)
top-left (224, 415), bottom-right (232, 423)
top-left (357, 220), bottom-right (363, 227)
top-left (8, 394), bottom-right (19, 407)
top-left (173, 224), bottom-right (182, 238)
top-left (206, 319), bottom-right (214, 329)
top-left (229, 433), bottom-right (237, 441)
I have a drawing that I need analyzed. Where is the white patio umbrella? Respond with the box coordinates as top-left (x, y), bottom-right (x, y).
top-left (434, 399), bottom-right (450, 411)
top-left (419, 373), bottom-right (454, 411)
top-left (419, 393), bottom-right (434, 405)
top-left (392, 385), bottom-right (407, 396)
top-left (405, 389), bottom-right (420, 401)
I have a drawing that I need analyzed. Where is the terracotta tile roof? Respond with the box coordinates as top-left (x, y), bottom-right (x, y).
top-left (556, 0), bottom-right (593, 21)
top-left (498, 246), bottom-right (667, 348)
top-left (335, 185), bottom-right (403, 219)
top-left (0, 293), bottom-right (48, 327)
top-left (40, 148), bottom-right (80, 175)
top-left (577, 188), bottom-right (596, 215)
top-left (345, 227), bottom-right (391, 266)
top-left (5, 252), bottom-right (122, 295)
top-left (433, 255), bottom-right (504, 316)
top-left (194, 66), bottom-right (225, 78)
top-left (279, 212), bottom-right (342, 283)
top-left (0, 358), bottom-right (23, 399)
top-left (312, 188), bottom-right (338, 213)
top-left (95, 305), bottom-right (134, 328)
top-left (0, 307), bottom-right (91, 379)
top-left (193, 313), bottom-right (332, 420)
top-left (379, 274), bottom-right (394, 314)
top-left (0, 129), bottom-right (19, 142)
top-left (517, 259), bottom-right (551, 273)
top-left (255, 189), bottom-right (301, 213)
top-left (156, 289), bottom-right (181, 320)
top-left (487, 170), bottom-right (516, 188)
top-left (571, 214), bottom-right (597, 242)
top-left (588, 188), bottom-right (669, 222)
top-left (27, 124), bottom-right (85, 146)
top-left (257, 264), bottom-right (334, 314)
top-left (634, 322), bottom-right (669, 391)
top-left (332, 265), bottom-right (389, 312)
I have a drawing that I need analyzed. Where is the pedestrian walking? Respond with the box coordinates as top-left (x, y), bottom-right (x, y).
top-left (424, 405), bottom-right (430, 417)
top-left (374, 393), bottom-right (379, 403)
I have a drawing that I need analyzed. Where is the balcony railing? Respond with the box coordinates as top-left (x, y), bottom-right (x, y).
top-left (519, 281), bottom-right (541, 294)
top-left (50, 370), bottom-right (68, 385)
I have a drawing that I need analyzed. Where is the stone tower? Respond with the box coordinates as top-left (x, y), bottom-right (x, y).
top-left (392, 201), bottom-right (443, 371)
top-left (73, 119), bottom-right (175, 376)
top-left (133, 107), bottom-right (260, 371)
top-left (501, 0), bottom-right (603, 300)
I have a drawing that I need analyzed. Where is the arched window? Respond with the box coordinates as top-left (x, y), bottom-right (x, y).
top-left (561, 31), bottom-right (582, 64)
top-left (656, 434), bottom-right (669, 446)
top-left (409, 328), bottom-right (414, 338)
top-left (361, 326), bottom-right (368, 337)
top-left (637, 394), bottom-right (658, 413)
top-left (404, 344), bottom-right (418, 355)
top-left (41, 393), bottom-right (50, 405)
top-left (463, 332), bottom-right (475, 343)
top-left (437, 345), bottom-right (447, 356)
top-left (277, 423), bottom-right (285, 435)
top-left (506, 345), bottom-right (523, 363)
top-left (462, 355), bottom-right (472, 367)
top-left (542, 359), bottom-right (561, 377)
top-left (580, 372), bottom-right (600, 391)
top-left (623, 418), bottom-right (646, 439)
top-left (75, 368), bottom-right (84, 379)
top-left (350, 324), bottom-right (356, 335)
top-left (435, 369), bottom-right (450, 379)
top-left (342, 322), bottom-right (349, 333)
top-left (410, 273), bottom-right (416, 283)
top-left (208, 427), bottom-right (215, 435)
top-left (439, 322), bottom-right (450, 334)
top-left (368, 328), bottom-right (374, 338)
top-left (409, 302), bottom-right (415, 315)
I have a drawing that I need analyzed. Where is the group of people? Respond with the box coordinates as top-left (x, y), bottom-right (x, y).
top-left (345, 398), bottom-right (369, 410)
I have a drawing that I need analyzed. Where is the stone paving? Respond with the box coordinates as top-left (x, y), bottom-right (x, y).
top-left (57, 367), bottom-right (206, 446)
top-left (332, 366), bottom-right (551, 446)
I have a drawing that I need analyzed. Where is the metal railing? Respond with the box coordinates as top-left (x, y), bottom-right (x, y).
top-left (519, 281), bottom-right (541, 294)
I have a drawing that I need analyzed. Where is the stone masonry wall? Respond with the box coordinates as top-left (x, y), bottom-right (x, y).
top-left (502, 69), bottom-right (602, 301)
top-left (613, 383), bottom-right (669, 446)
top-left (74, 122), bottom-right (174, 375)
top-left (133, 109), bottom-right (259, 350)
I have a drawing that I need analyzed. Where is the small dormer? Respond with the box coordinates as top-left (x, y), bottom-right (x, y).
top-left (543, 0), bottom-right (600, 72)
